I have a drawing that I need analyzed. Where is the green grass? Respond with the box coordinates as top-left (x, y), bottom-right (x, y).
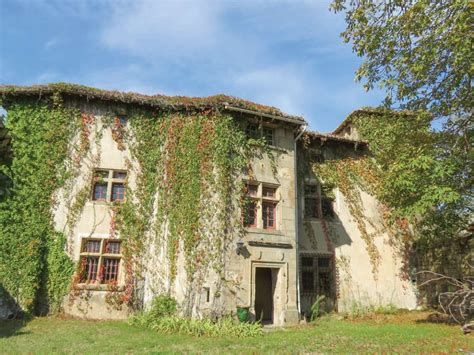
top-left (1, 312), bottom-right (472, 353)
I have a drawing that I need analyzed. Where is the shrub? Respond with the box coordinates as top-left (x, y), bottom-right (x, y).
top-left (148, 295), bottom-right (178, 318)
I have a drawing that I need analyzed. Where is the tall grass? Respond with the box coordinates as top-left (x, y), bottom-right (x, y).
top-left (129, 314), bottom-right (263, 337)
top-left (129, 295), bottom-right (262, 337)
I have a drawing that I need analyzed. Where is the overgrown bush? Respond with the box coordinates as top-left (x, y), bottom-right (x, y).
top-left (129, 295), bottom-right (262, 337)
top-left (148, 295), bottom-right (178, 318)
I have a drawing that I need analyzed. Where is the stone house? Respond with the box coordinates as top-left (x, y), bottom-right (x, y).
top-left (0, 84), bottom-right (417, 324)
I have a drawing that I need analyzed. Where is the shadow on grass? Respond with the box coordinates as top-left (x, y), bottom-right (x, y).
top-left (414, 312), bottom-right (458, 325)
top-left (0, 284), bottom-right (30, 338)
top-left (0, 319), bottom-right (31, 338)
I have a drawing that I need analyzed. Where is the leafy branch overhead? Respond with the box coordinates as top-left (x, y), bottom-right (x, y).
top-left (331, 0), bottom-right (472, 127)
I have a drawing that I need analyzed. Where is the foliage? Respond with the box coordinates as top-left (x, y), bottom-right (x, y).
top-left (148, 295), bottom-right (178, 319)
top-left (352, 110), bottom-right (462, 219)
top-left (331, 0), bottom-right (473, 281)
top-left (45, 233), bottom-right (75, 314)
top-left (2, 313), bottom-right (471, 352)
top-left (0, 83), bottom-right (304, 122)
top-left (343, 301), bottom-right (399, 319)
top-left (352, 110), bottom-right (471, 278)
top-left (112, 111), bottom-right (263, 313)
top-left (331, 0), bottom-right (472, 132)
top-left (310, 294), bottom-right (326, 321)
top-left (0, 87), bottom-right (268, 318)
top-left (312, 152), bottom-right (382, 275)
top-left (312, 108), bottom-right (471, 281)
top-left (0, 98), bottom-right (79, 314)
top-left (129, 314), bottom-right (263, 338)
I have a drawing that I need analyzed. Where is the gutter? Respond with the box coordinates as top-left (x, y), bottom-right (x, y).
top-left (294, 124), bottom-right (307, 317)
top-left (223, 105), bottom-right (305, 125)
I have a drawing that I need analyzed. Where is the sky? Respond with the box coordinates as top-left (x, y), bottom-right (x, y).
top-left (0, 0), bottom-right (385, 132)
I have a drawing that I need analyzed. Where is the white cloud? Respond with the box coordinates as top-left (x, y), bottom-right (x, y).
top-left (101, 1), bottom-right (225, 61)
top-left (232, 65), bottom-right (310, 117)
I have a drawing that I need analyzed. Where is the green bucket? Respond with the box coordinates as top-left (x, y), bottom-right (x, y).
top-left (236, 306), bottom-right (250, 323)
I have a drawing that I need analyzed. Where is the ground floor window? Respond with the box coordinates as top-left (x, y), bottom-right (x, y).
top-left (79, 238), bottom-right (122, 284)
top-left (300, 254), bottom-right (333, 297)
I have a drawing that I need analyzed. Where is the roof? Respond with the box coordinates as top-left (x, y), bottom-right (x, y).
top-left (0, 83), bottom-right (305, 124)
top-left (332, 107), bottom-right (417, 135)
top-left (306, 131), bottom-right (367, 145)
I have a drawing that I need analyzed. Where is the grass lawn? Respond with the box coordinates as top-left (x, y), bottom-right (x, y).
top-left (1, 311), bottom-right (472, 353)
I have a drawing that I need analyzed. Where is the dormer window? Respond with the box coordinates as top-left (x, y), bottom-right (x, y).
top-left (263, 128), bottom-right (274, 145)
top-left (245, 123), bottom-right (276, 146)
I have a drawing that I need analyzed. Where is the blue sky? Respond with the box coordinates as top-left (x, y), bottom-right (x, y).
top-left (0, 0), bottom-right (385, 132)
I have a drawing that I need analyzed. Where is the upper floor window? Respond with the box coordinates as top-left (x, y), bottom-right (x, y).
top-left (243, 182), bottom-right (279, 230)
top-left (80, 238), bottom-right (122, 284)
top-left (92, 169), bottom-right (127, 202)
top-left (304, 183), bottom-right (334, 219)
top-left (245, 123), bottom-right (275, 146)
top-left (117, 115), bottom-right (128, 126)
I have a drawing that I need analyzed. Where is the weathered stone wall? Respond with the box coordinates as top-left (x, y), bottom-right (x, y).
top-left (297, 141), bottom-right (417, 316)
top-left (52, 101), bottom-right (300, 324)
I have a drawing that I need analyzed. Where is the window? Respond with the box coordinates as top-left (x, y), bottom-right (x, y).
top-left (304, 197), bottom-right (318, 219)
top-left (246, 123), bottom-right (259, 139)
top-left (262, 186), bottom-right (276, 199)
top-left (302, 271), bottom-right (315, 292)
top-left (300, 254), bottom-right (333, 296)
top-left (262, 202), bottom-right (276, 229)
top-left (302, 256), bottom-right (314, 267)
top-left (304, 183), bottom-right (334, 219)
top-left (247, 184), bottom-right (258, 197)
top-left (242, 181), bottom-right (279, 230)
top-left (93, 183), bottom-right (107, 201)
top-left (263, 128), bottom-right (274, 145)
top-left (117, 115), bottom-right (128, 126)
top-left (244, 200), bottom-right (257, 228)
top-left (79, 238), bottom-right (122, 284)
top-left (245, 123), bottom-right (275, 146)
top-left (203, 287), bottom-right (210, 303)
top-left (92, 169), bottom-right (127, 202)
top-left (111, 183), bottom-right (125, 202)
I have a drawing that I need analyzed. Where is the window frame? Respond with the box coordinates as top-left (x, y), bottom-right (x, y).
top-left (303, 182), bottom-right (334, 220)
top-left (91, 169), bottom-right (127, 203)
top-left (79, 238), bottom-right (122, 285)
top-left (299, 253), bottom-right (333, 296)
top-left (243, 181), bottom-right (280, 230)
top-left (245, 123), bottom-right (276, 146)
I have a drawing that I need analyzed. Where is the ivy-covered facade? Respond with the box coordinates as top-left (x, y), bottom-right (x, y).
top-left (0, 84), bottom-right (417, 323)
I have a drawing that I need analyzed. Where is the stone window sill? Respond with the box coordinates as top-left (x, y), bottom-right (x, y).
top-left (75, 284), bottom-right (124, 291)
top-left (245, 228), bottom-right (284, 236)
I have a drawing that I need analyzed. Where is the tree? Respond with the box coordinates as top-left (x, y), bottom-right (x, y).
top-left (331, 0), bottom-right (473, 318)
top-left (331, 0), bottom-right (471, 122)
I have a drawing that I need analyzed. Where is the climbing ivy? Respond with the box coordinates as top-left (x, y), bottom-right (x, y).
top-left (112, 111), bottom-right (265, 314)
top-left (310, 108), bottom-right (469, 279)
top-left (0, 96), bottom-right (79, 314)
top-left (0, 87), bottom-right (276, 317)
